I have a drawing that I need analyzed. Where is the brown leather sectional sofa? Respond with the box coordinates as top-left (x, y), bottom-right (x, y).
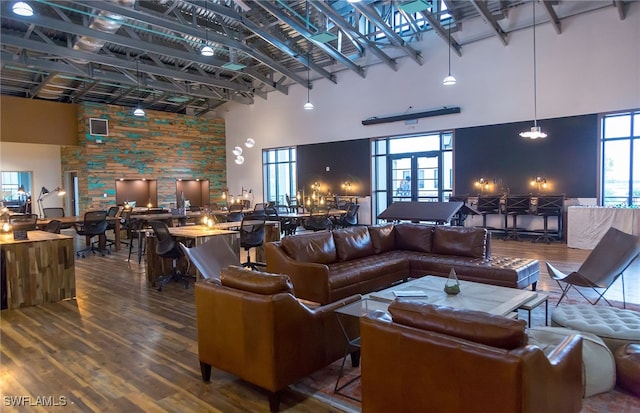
top-left (361, 300), bottom-right (584, 413)
top-left (266, 223), bottom-right (539, 305)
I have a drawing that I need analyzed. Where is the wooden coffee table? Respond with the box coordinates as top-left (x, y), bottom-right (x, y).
top-left (367, 275), bottom-right (539, 317)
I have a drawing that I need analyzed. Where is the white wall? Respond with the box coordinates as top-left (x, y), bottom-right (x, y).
top-left (224, 4), bottom-right (640, 203)
top-left (0, 142), bottom-right (64, 210)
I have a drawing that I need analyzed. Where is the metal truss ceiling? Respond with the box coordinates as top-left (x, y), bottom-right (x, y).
top-left (0, 0), bottom-right (629, 116)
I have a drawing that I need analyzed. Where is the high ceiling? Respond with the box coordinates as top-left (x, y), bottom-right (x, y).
top-left (0, 0), bottom-right (630, 116)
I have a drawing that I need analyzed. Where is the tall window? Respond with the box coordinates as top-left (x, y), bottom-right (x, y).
top-left (263, 147), bottom-right (297, 206)
top-left (372, 131), bottom-right (453, 222)
top-left (601, 110), bottom-right (640, 206)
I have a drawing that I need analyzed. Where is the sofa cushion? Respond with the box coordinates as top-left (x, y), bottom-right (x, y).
top-left (220, 266), bottom-right (294, 295)
top-left (394, 223), bottom-right (433, 253)
top-left (280, 231), bottom-right (337, 264)
top-left (333, 226), bottom-right (375, 262)
top-left (389, 300), bottom-right (527, 350)
top-left (368, 224), bottom-right (396, 254)
top-left (431, 226), bottom-right (487, 258)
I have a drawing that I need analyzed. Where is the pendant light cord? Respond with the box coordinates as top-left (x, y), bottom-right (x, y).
top-left (532, 0), bottom-right (538, 127)
top-left (448, 21), bottom-right (451, 75)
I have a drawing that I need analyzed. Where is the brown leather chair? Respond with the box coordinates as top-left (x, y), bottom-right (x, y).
top-left (194, 266), bottom-right (360, 412)
top-left (361, 300), bottom-right (583, 413)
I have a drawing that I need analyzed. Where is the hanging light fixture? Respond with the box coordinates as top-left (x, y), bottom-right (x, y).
top-left (12, 2), bottom-right (33, 16)
top-left (442, 20), bottom-right (457, 86)
top-left (232, 146), bottom-right (243, 156)
top-left (245, 138), bottom-right (255, 148)
top-left (133, 58), bottom-right (145, 117)
top-left (520, 1), bottom-right (547, 139)
top-left (303, 51), bottom-right (314, 110)
top-left (303, 0), bottom-right (314, 110)
top-left (200, 1), bottom-right (214, 56)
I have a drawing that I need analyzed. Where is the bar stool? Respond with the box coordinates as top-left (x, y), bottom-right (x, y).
top-left (504, 195), bottom-right (531, 241)
top-left (532, 195), bottom-right (564, 243)
top-left (476, 195), bottom-right (501, 230)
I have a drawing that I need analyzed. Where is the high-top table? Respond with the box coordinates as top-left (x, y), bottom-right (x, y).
top-left (1, 230), bottom-right (75, 309)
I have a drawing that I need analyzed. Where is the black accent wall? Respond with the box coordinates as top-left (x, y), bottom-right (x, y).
top-left (297, 139), bottom-right (371, 197)
top-left (454, 114), bottom-right (598, 197)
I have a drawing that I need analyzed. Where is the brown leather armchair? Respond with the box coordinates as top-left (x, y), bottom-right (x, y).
top-left (194, 266), bottom-right (360, 412)
top-left (361, 300), bottom-right (583, 413)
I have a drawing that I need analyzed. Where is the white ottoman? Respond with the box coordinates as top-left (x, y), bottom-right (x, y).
top-left (527, 326), bottom-right (616, 397)
top-left (551, 304), bottom-right (640, 352)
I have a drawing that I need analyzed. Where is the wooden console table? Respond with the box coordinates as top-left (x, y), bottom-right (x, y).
top-left (1, 231), bottom-right (75, 310)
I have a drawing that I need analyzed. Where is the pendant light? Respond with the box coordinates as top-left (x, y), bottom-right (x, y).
top-left (442, 20), bottom-right (456, 86)
top-left (12, 1), bottom-right (33, 16)
top-left (303, 0), bottom-right (314, 110)
top-left (133, 58), bottom-right (145, 117)
top-left (520, 1), bottom-right (547, 139)
top-left (201, 1), bottom-right (214, 56)
top-left (303, 51), bottom-right (314, 110)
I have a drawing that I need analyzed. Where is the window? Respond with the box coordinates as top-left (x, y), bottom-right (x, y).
top-left (601, 110), bottom-right (640, 206)
top-left (262, 147), bottom-right (297, 206)
top-left (372, 131), bottom-right (453, 222)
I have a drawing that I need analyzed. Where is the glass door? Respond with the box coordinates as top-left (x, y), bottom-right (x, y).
top-left (389, 153), bottom-right (440, 203)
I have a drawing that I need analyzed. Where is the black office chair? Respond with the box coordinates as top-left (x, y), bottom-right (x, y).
top-left (149, 220), bottom-right (190, 291)
top-left (533, 195), bottom-right (565, 244)
top-left (43, 207), bottom-right (73, 229)
top-left (9, 214), bottom-right (38, 231)
top-left (104, 206), bottom-right (121, 249)
top-left (504, 195), bottom-right (531, 241)
top-left (302, 207), bottom-right (333, 232)
top-left (121, 210), bottom-right (146, 263)
top-left (275, 204), bottom-right (298, 236)
top-left (333, 203), bottom-right (360, 229)
top-left (74, 210), bottom-right (110, 258)
top-left (239, 215), bottom-right (266, 270)
top-left (43, 219), bottom-right (61, 234)
top-left (227, 204), bottom-right (244, 222)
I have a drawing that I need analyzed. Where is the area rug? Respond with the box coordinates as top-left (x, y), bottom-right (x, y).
top-left (292, 296), bottom-right (640, 413)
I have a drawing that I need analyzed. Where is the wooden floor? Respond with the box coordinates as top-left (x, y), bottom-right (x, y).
top-left (1, 232), bottom-right (638, 412)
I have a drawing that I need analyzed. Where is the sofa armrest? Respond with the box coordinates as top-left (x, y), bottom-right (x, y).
top-left (266, 242), bottom-right (332, 304)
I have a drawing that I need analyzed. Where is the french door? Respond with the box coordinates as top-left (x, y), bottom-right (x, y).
top-left (389, 153), bottom-right (441, 204)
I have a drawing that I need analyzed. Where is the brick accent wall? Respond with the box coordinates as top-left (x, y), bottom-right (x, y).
top-left (62, 102), bottom-right (226, 212)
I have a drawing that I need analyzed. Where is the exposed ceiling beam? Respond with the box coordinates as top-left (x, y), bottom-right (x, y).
top-left (419, 12), bottom-right (462, 57)
top-left (311, 1), bottom-right (397, 71)
top-left (613, 0), bottom-right (626, 20)
top-left (71, 0), bottom-right (300, 89)
top-left (350, 1), bottom-right (423, 65)
top-left (541, 1), bottom-right (561, 34)
top-left (470, 0), bottom-right (509, 46)
top-left (253, 1), bottom-right (366, 78)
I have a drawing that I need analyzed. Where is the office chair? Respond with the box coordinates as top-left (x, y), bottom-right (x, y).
top-left (226, 204), bottom-right (244, 222)
top-left (44, 219), bottom-right (62, 234)
top-left (104, 206), bottom-right (121, 249)
top-left (239, 215), bottom-right (266, 270)
top-left (302, 207), bottom-right (332, 232)
top-left (148, 220), bottom-right (190, 291)
top-left (275, 204), bottom-right (298, 236)
top-left (43, 206), bottom-right (73, 229)
top-left (9, 214), bottom-right (38, 231)
top-left (334, 203), bottom-right (360, 229)
top-left (75, 210), bottom-right (110, 258)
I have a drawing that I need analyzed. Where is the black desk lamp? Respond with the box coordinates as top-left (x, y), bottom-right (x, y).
top-left (37, 186), bottom-right (66, 217)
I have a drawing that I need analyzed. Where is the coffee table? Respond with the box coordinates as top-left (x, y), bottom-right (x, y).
top-left (367, 275), bottom-right (538, 316)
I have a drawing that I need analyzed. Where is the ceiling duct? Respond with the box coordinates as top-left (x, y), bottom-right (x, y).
top-left (37, 0), bottom-right (136, 100)
top-left (361, 106), bottom-right (461, 126)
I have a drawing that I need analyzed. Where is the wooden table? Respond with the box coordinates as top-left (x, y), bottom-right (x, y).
top-left (367, 275), bottom-right (538, 316)
top-left (37, 215), bottom-right (122, 251)
top-left (146, 226), bottom-right (240, 285)
top-left (1, 230), bottom-right (75, 310)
